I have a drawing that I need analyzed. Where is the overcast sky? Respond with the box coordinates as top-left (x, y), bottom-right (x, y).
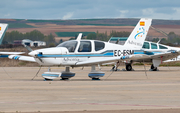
top-left (0, 0), bottom-right (180, 20)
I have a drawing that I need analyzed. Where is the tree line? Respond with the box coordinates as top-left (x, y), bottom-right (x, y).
top-left (3, 30), bottom-right (56, 46)
top-left (86, 31), bottom-right (180, 46)
top-left (4, 30), bottom-right (179, 48)
top-left (86, 30), bottom-right (131, 41)
top-left (151, 32), bottom-right (180, 46)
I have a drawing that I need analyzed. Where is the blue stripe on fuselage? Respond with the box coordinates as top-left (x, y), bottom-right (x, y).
top-left (36, 50), bottom-right (163, 58)
top-left (37, 52), bottom-right (114, 58)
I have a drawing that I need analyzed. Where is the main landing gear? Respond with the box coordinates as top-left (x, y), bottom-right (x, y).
top-left (42, 65), bottom-right (105, 81)
top-left (150, 64), bottom-right (158, 71)
top-left (60, 67), bottom-right (75, 80)
top-left (88, 65), bottom-right (105, 80)
top-left (112, 62), bottom-right (133, 71)
top-left (126, 63), bottom-right (133, 71)
top-left (111, 61), bottom-right (120, 71)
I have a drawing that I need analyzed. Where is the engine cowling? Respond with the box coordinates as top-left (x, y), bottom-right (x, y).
top-left (28, 47), bottom-right (69, 57)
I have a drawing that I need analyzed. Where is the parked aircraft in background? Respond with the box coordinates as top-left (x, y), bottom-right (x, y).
top-left (0, 23), bottom-right (25, 58)
top-left (140, 40), bottom-right (180, 71)
top-left (111, 39), bottom-right (180, 71)
top-left (9, 18), bottom-right (152, 80)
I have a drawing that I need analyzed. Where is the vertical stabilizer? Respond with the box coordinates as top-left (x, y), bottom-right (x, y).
top-left (0, 23), bottom-right (8, 45)
top-left (124, 18), bottom-right (152, 49)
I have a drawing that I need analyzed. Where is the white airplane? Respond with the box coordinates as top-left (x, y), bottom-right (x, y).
top-left (9, 18), bottom-right (152, 80)
top-left (111, 39), bottom-right (180, 71)
top-left (140, 40), bottom-right (180, 71)
top-left (0, 23), bottom-right (25, 58)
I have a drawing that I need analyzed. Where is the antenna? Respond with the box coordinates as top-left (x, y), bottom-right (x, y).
top-left (76, 33), bottom-right (83, 41)
top-left (157, 39), bottom-right (161, 44)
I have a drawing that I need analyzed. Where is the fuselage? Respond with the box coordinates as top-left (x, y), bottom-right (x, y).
top-left (29, 40), bottom-right (136, 66)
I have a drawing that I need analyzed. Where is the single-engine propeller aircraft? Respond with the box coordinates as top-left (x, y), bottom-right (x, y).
top-left (9, 18), bottom-right (152, 80)
top-left (140, 40), bottom-right (180, 71)
top-left (111, 38), bottom-right (180, 71)
top-left (0, 23), bottom-right (25, 58)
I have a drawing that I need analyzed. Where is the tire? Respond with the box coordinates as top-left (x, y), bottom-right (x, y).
top-left (126, 64), bottom-right (132, 71)
top-left (151, 64), bottom-right (157, 71)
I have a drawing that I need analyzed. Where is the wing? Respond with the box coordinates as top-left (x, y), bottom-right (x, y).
top-left (151, 51), bottom-right (180, 61)
top-left (0, 52), bottom-right (25, 58)
top-left (134, 51), bottom-right (180, 62)
top-left (75, 54), bottom-right (151, 66)
top-left (8, 55), bottom-right (36, 62)
top-left (0, 52), bottom-right (25, 55)
top-left (76, 51), bottom-right (180, 66)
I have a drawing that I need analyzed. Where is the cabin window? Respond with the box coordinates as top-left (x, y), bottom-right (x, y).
top-left (151, 43), bottom-right (157, 49)
top-left (57, 41), bottom-right (77, 52)
top-left (94, 41), bottom-right (105, 51)
top-left (159, 45), bottom-right (168, 49)
top-left (78, 41), bottom-right (91, 52)
top-left (142, 42), bottom-right (150, 49)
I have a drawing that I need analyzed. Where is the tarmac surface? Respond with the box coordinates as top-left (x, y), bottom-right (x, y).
top-left (1, 66), bottom-right (180, 113)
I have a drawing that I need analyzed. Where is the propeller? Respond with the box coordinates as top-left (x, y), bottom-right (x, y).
top-left (28, 50), bottom-right (44, 63)
top-left (35, 52), bottom-right (44, 63)
top-left (24, 45), bottom-right (33, 52)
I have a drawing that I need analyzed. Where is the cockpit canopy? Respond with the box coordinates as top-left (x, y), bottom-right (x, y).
top-left (57, 41), bottom-right (77, 52)
top-left (142, 41), bottom-right (168, 50)
top-left (57, 40), bottom-right (105, 53)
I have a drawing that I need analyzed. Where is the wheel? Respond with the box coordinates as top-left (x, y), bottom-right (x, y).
top-left (126, 64), bottom-right (132, 71)
top-left (60, 77), bottom-right (69, 80)
top-left (112, 66), bottom-right (117, 71)
top-left (92, 78), bottom-right (100, 80)
top-left (151, 64), bottom-right (157, 71)
top-left (44, 78), bottom-right (53, 81)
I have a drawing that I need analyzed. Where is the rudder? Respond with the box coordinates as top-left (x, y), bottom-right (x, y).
top-left (124, 18), bottom-right (152, 49)
top-left (0, 23), bottom-right (8, 45)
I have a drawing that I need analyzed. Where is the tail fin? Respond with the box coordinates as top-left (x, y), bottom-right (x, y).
top-left (0, 23), bottom-right (8, 45)
top-left (124, 18), bottom-right (152, 49)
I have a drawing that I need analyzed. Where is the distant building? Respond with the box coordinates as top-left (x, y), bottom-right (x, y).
top-left (32, 41), bottom-right (46, 47)
top-left (22, 39), bottom-right (33, 46)
top-left (21, 39), bottom-right (46, 47)
top-left (14, 40), bottom-right (23, 46)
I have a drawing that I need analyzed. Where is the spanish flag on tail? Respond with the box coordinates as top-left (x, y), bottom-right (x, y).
top-left (140, 21), bottom-right (145, 26)
top-left (0, 27), bottom-right (1, 31)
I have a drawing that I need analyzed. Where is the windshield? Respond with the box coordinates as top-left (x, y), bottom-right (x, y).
top-left (57, 41), bottom-right (78, 52)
